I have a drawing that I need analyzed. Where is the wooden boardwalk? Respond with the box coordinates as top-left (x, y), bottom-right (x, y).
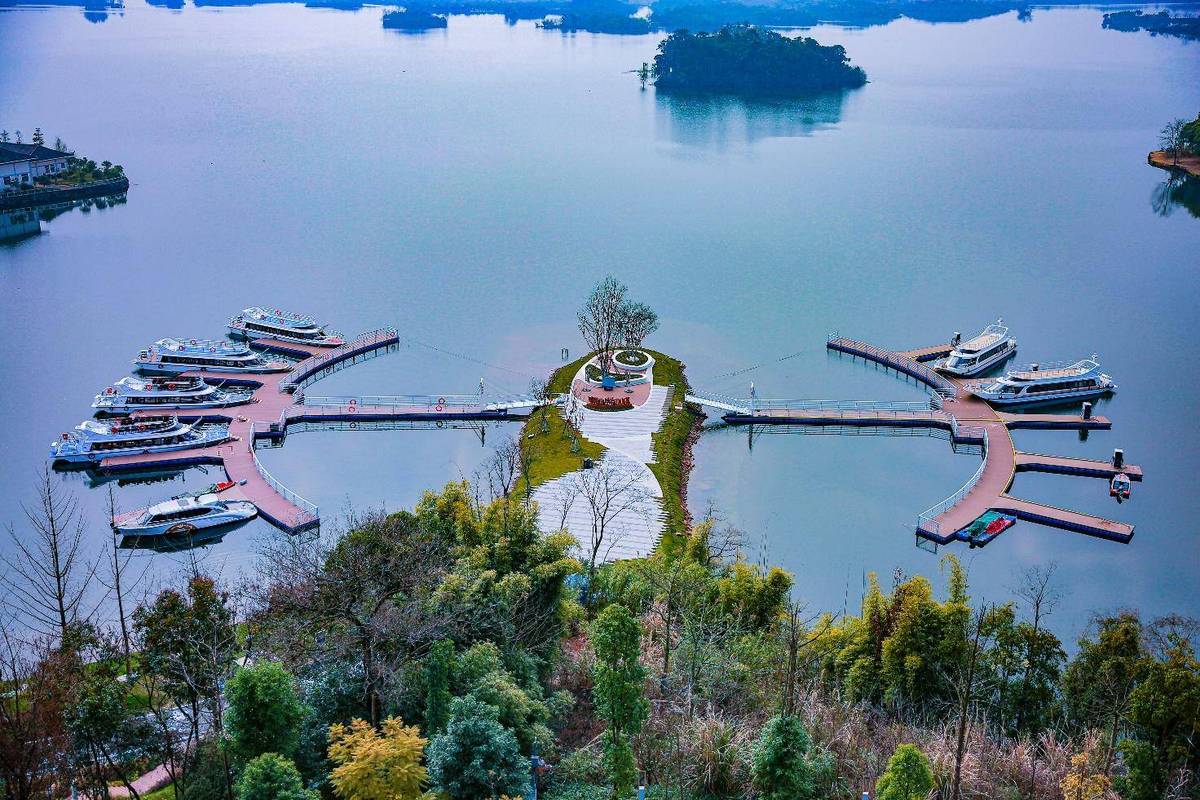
top-left (696, 334), bottom-right (1141, 547)
top-left (100, 329), bottom-right (434, 533)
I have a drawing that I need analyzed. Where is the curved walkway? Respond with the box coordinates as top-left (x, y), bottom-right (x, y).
top-left (693, 334), bottom-right (1139, 547)
top-left (101, 329), bottom-right (402, 532)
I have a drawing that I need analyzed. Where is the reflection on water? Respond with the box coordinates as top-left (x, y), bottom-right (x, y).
top-left (0, 193), bottom-right (128, 246)
top-left (1151, 172), bottom-right (1200, 219)
top-left (120, 518), bottom-right (254, 553)
top-left (0, 0), bottom-right (123, 21)
top-left (655, 90), bottom-right (849, 147)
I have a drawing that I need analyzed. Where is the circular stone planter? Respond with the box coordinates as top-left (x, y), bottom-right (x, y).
top-left (612, 349), bottom-right (654, 373)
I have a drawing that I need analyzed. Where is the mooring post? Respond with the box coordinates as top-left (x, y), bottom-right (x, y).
top-left (952, 331), bottom-right (961, 347)
top-left (1113, 448), bottom-right (1124, 468)
top-left (1082, 401), bottom-right (1093, 420)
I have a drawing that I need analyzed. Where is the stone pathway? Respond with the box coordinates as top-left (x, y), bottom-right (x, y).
top-left (532, 358), bottom-right (673, 563)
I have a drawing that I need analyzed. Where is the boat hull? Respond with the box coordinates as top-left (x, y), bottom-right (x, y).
top-left (114, 501), bottom-right (257, 537)
top-left (92, 393), bottom-right (254, 412)
top-left (969, 384), bottom-right (1116, 406)
top-left (51, 426), bottom-right (230, 464)
top-left (228, 323), bottom-right (343, 347)
top-left (134, 359), bottom-right (289, 375)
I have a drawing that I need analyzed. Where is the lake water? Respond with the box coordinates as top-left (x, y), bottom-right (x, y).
top-left (1, 1), bottom-right (1197, 641)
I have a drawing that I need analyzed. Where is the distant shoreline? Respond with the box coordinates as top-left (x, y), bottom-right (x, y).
top-left (1149, 150), bottom-right (1200, 178)
top-left (0, 176), bottom-right (130, 211)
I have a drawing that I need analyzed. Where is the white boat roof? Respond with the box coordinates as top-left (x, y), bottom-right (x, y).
top-left (956, 321), bottom-right (1008, 354)
top-left (1007, 358), bottom-right (1100, 381)
top-left (147, 493), bottom-right (220, 515)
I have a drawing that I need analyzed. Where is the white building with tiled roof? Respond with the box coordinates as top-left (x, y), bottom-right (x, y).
top-left (0, 143), bottom-right (71, 188)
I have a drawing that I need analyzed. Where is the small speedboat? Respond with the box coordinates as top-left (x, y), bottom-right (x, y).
top-left (936, 319), bottom-right (1017, 377)
top-left (113, 492), bottom-right (257, 537)
top-left (229, 307), bottom-right (344, 347)
top-left (1110, 473), bottom-right (1131, 499)
top-left (969, 356), bottom-right (1116, 406)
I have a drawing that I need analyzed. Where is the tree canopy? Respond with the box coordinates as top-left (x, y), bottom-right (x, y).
top-left (652, 25), bottom-right (868, 95)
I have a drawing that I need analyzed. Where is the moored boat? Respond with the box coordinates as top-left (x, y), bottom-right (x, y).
top-left (1110, 473), bottom-right (1132, 499)
top-left (228, 307), bottom-right (344, 346)
top-left (969, 356), bottom-right (1116, 406)
top-left (113, 492), bottom-right (257, 538)
top-left (134, 338), bottom-right (291, 375)
top-left (50, 415), bottom-right (230, 464)
top-left (935, 319), bottom-right (1017, 377)
top-left (93, 375), bottom-right (255, 413)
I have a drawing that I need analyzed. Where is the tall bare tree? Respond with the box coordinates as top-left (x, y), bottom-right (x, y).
top-left (3, 468), bottom-right (95, 642)
top-left (577, 276), bottom-right (628, 372)
top-left (574, 459), bottom-right (648, 590)
top-left (616, 301), bottom-right (659, 349)
top-left (1160, 118), bottom-right (1189, 167)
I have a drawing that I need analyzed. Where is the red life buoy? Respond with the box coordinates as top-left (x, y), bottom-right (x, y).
top-left (437, 396), bottom-right (446, 405)
top-left (349, 398), bottom-right (357, 406)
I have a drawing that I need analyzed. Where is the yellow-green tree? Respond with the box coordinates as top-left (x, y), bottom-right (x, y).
top-left (1060, 753), bottom-right (1111, 800)
top-left (327, 718), bottom-right (427, 800)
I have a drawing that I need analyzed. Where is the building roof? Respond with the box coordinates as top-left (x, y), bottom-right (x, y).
top-left (0, 142), bottom-right (72, 165)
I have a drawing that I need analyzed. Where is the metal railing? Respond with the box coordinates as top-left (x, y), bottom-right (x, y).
top-left (916, 428), bottom-right (990, 535)
top-left (827, 334), bottom-right (957, 398)
top-left (248, 445), bottom-right (319, 525)
top-left (687, 392), bottom-right (943, 415)
top-left (280, 327), bottom-right (399, 393)
top-left (303, 394), bottom-right (484, 409)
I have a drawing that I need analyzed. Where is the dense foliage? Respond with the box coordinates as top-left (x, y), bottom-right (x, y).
top-left (1102, 10), bottom-right (1200, 41)
top-left (4, 467), bottom-right (1200, 800)
top-left (652, 25), bottom-right (867, 94)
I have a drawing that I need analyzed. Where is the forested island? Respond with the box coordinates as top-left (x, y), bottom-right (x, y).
top-left (652, 25), bottom-right (868, 95)
top-left (1102, 9), bottom-right (1200, 41)
top-left (382, 7), bottom-right (448, 29)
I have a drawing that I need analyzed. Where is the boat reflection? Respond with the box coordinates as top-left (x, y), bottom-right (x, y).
top-left (119, 518), bottom-right (254, 553)
top-left (655, 90), bottom-right (850, 148)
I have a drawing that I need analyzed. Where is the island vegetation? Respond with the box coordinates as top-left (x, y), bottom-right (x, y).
top-left (1, 128), bottom-right (125, 191)
top-left (652, 25), bottom-right (868, 95)
top-left (1102, 10), bottom-right (1200, 41)
top-left (382, 7), bottom-right (448, 29)
top-left (1150, 112), bottom-right (1200, 178)
top-left (3, 462), bottom-right (1200, 800)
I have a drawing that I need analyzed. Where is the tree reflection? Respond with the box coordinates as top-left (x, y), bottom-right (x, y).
top-left (1151, 172), bottom-right (1200, 220)
top-left (655, 89), bottom-right (851, 148)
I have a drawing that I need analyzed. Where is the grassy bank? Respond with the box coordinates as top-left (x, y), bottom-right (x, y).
top-left (643, 349), bottom-right (703, 542)
top-left (523, 349), bottom-right (701, 546)
top-left (520, 352), bottom-right (605, 490)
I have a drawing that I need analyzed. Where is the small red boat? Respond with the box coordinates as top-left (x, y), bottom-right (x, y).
top-left (1110, 473), bottom-right (1131, 499)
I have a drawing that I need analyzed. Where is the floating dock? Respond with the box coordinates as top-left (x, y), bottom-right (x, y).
top-left (688, 332), bottom-right (1141, 548)
top-left (100, 329), bottom-right (551, 533)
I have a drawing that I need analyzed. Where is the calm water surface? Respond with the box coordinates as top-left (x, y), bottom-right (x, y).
top-left (1, 2), bottom-right (1197, 640)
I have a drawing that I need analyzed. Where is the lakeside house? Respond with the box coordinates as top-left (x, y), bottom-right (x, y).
top-left (0, 142), bottom-right (71, 188)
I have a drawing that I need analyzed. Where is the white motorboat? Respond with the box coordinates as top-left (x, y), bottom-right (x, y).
top-left (134, 338), bottom-right (291, 375)
top-left (970, 356), bottom-right (1116, 406)
top-left (936, 319), bottom-right (1017, 377)
top-left (93, 375), bottom-right (254, 413)
top-left (228, 307), bottom-right (344, 346)
top-left (113, 492), bottom-right (257, 538)
top-left (50, 415), bottom-right (229, 464)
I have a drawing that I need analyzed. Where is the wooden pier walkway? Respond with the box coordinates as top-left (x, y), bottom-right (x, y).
top-left (99, 328), bottom-right (458, 533)
top-left (691, 333), bottom-right (1141, 548)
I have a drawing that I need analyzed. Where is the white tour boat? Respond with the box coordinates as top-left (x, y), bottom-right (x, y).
top-left (50, 415), bottom-right (230, 464)
top-left (113, 492), bottom-right (257, 538)
top-left (228, 307), bottom-right (344, 346)
top-left (969, 356), bottom-right (1116, 406)
top-left (936, 319), bottom-right (1017, 377)
top-left (134, 338), bottom-right (291, 375)
top-left (93, 375), bottom-right (254, 413)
